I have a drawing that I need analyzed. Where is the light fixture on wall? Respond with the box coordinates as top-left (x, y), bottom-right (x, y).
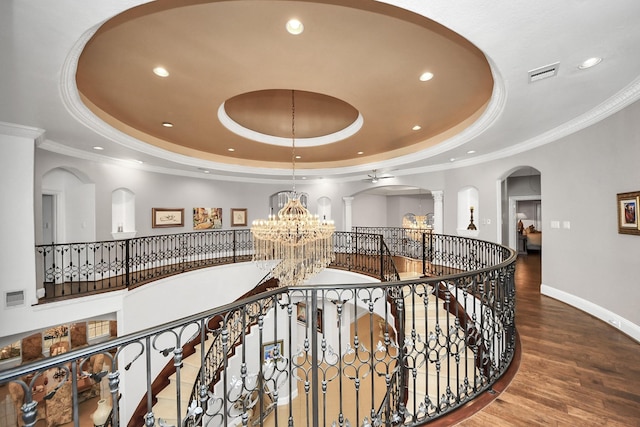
top-left (251, 90), bottom-right (335, 286)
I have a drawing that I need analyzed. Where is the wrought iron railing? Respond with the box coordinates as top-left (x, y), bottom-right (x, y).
top-left (353, 227), bottom-right (511, 277)
top-left (34, 231), bottom-right (399, 302)
top-left (10, 231), bottom-right (516, 427)
top-left (34, 230), bottom-right (254, 300)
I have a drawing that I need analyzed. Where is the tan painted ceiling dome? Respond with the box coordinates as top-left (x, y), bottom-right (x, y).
top-left (76, 0), bottom-right (493, 170)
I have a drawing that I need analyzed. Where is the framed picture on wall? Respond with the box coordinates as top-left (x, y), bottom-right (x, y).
top-left (617, 192), bottom-right (640, 235)
top-left (193, 208), bottom-right (222, 230)
top-left (296, 302), bottom-right (307, 325)
top-left (262, 340), bottom-right (283, 362)
top-left (152, 208), bottom-right (185, 228)
top-left (316, 308), bottom-right (323, 334)
top-left (231, 208), bottom-right (247, 227)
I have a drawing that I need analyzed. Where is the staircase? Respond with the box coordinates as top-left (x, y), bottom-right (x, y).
top-left (142, 278), bottom-right (479, 426)
top-left (402, 284), bottom-right (478, 416)
top-left (152, 341), bottom-right (208, 427)
top-left (142, 278), bottom-right (280, 427)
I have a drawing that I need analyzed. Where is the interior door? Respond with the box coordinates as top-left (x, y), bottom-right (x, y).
top-left (42, 194), bottom-right (55, 244)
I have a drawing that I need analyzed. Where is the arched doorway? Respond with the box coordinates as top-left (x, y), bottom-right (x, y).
top-left (348, 185), bottom-right (436, 229)
top-left (41, 167), bottom-right (96, 244)
top-left (499, 166), bottom-right (542, 253)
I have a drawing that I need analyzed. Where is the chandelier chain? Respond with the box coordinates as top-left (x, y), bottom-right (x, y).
top-left (250, 89), bottom-right (335, 286)
top-left (291, 89), bottom-right (296, 193)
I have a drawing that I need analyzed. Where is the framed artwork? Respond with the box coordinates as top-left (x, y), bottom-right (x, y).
top-left (296, 302), bottom-right (307, 325)
top-left (231, 208), bottom-right (248, 227)
top-left (193, 208), bottom-right (222, 230)
top-left (316, 308), bottom-right (323, 334)
top-left (617, 192), bottom-right (640, 235)
top-left (296, 303), bottom-right (322, 332)
top-left (152, 208), bottom-right (185, 228)
top-left (262, 340), bottom-right (283, 362)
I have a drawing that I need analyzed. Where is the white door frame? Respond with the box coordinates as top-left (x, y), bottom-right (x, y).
top-left (508, 195), bottom-right (541, 250)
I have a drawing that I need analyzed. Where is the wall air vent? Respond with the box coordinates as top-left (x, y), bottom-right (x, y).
top-left (528, 62), bottom-right (560, 83)
top-left (5, 290), bottom-right (25, 308)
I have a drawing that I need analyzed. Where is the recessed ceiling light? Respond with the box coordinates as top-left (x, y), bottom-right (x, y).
top-left (295, 155), bottom-right (301, 159)
top-left (228, 148), bottom-right (235, 152)
top-left (449, 158), bottom-right (456, 162)
top-left (153, 67), bottom-right (169, 77)
top-left (467, 150), bottom-right (476, 154)
top-left (412, 125), bottom-right (421, 131)
top-left (203, 170), bottom-right (210, 174)
top-left (162, 121), bottom-right (173, 128)
top-left (578, 57), bottom-right (602, 69)
top-left (357, 151), bottom-right (364, 155)
top-left (93, 146), bottom-right (104, 151)
top-left (301, 176), bottom-right (307, 180)
top-left (419, 72), bottom-right (434, 82)
top-left (286, 19), bottom-right (304, 35)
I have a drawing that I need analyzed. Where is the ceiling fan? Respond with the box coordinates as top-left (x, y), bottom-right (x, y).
top-left (364, 169), bottom-right (394, 183)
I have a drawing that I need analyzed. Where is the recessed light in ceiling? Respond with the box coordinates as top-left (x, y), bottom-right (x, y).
top-left (162, 121), bottom-right (173, 128)
top-left (467, 150), bottom-right (476, 154)
top-left (357, 151), bottom-right (364, 155)
top-left (228, 148), bottom-right (235, 152)
top-left (412, 125), bottom-right (421, 131)
top-left (93, 146), bottom-right (104, 150)
top-left (286, 19), bottom-right (304, 35)
top-left (578, 57), bottom-right (602, 69)
top-left (449, 158), bottom-right (456, 162)
top-left (153, 67), bottom-right (169, 77)
top-left (295, 155), bottom-right (301, 159)
top-left (419, 72), bottom-right (434, 82)
top-left (202, 170), bottom-right (210, 174)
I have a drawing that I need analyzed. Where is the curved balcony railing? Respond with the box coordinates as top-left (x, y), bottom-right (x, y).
top-left (8, 230), bottom-right (516, 427)
top-left (34, 231), bottom-right (399, 302)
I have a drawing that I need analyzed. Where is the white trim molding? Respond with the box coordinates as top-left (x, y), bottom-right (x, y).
top-left (541, 283), bottom-right (640, 343)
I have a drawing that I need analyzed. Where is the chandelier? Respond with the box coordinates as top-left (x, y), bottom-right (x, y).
top-left (251, 90), bottom-right (335, 286)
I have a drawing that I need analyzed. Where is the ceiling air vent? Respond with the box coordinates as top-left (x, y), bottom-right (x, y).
top-left (5, 290), bottom-right (25, 307)
top-left (528, 62), bottom-right (560, 83)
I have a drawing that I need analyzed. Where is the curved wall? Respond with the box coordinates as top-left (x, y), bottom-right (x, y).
top-left (0, 96), bottom-right (638, 377)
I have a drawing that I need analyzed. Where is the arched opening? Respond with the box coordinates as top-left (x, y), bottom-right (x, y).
top-left (41, 167), bottom-right (96, 244)
top-left (111, 188), bottom-right (136, 238)
top-left (317, 196), bottom-right (332, 222)
top-left (500, 166), bottom-right (542, 253)
top-left (456, 186), bottom-right (479, 236)
top-left (349, 185), bottom-right (435, 228)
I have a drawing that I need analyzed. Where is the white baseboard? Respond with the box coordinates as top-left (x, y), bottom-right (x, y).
top-left (541, 284), bottom-right (640, 343)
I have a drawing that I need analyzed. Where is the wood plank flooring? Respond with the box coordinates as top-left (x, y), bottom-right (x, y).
top-left (456, 253), bottom-right (640, 426)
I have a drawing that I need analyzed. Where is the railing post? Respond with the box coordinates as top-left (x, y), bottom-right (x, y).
top-left (422, 232), bottom-right (427, 277)
top-left (380, 234), bottom-right (385, 281)
top-left (396, 288), bottom-right (407, 421)
top-left (233, 230), bottom-right (237, 263)
top-left (311, 289), bottom-right (319, 427)
top-left (125, 239), bottom-right (131, 287)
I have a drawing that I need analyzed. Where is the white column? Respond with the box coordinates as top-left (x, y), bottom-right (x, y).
top-left (431, 190), bottom-right (444, 234)
top-left (342, 196), bottom-right (354, 232)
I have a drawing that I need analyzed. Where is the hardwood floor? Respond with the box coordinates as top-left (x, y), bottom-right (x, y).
top-left (457, 253), bottom-right (640, 426)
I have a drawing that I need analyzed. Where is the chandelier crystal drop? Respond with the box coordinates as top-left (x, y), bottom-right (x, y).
top-left (251, 90), bottom-right (335, 286)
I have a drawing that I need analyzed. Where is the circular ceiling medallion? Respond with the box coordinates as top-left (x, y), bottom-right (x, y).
top-left (219, 89), bottom-right (363, 147)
